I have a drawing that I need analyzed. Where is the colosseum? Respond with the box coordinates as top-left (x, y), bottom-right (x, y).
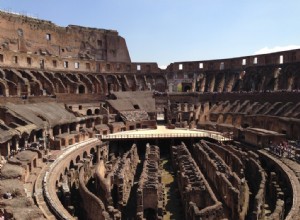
top-left (0, 10), bottom-right (299, 220)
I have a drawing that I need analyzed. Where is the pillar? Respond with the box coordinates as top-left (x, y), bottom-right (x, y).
top-left (7, 141), bottom-right (11, 156)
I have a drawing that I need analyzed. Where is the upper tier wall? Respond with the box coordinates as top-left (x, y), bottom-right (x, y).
top-left (0, 11), bottom-right (131, 63)
top-left (1, 11), bottom-right (300, 78)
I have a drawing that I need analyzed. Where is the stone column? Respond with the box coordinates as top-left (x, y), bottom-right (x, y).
top-left (7, 141), bottom-right (11, 156)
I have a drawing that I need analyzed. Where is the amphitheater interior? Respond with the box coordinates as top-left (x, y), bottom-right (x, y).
top-left (0, 10), bottom-right (300, 220)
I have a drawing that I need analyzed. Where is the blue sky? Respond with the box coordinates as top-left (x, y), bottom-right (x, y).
top-left (1, 0), bottom-right (300, 67)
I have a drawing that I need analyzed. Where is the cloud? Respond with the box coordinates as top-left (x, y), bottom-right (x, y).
top-left (254, 45), bottom-right (300, 55)
top-left (159, 65), bottom-right (167, 69)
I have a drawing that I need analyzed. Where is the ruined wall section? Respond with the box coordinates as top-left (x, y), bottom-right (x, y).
top-left (78, 165), bottom-right (121, 220)
top-left (0, 11), bottom-right (130, 63)
top-left (136, 144), bottom-right (164, 219)
top-left (171, 143), bottom-right (224, 220)
top-left (244, 152), bottom-right (267, 219)
top-left (202, 140), bottom-right (244, 178)
top-left (192, 140), bottom-right (246, 220)
top-left (112, 144), bottom-right (139, 210)
top-left (94, 159), bottom-right (114, 207)
top-left (166, 50), bottom-right (300, 93)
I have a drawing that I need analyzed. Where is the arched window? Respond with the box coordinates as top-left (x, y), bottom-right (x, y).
top-left (78, 85), bottom-right (85, 94)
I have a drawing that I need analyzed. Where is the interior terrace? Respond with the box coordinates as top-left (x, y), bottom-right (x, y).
top-left (0, 10), bottom-right (299, 220)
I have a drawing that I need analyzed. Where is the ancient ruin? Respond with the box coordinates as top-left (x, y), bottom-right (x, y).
top-left (0, 10), bottom-right (300, 220)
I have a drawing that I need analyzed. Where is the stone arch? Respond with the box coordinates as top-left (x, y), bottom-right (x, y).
top-left (28, 129), bottom-right (37, 143)
top-left (55, 73), bottom-right (77, 93)
top-left (136, 75), bottom-right (147, 91)
top-left (95, 109), bottom-right (100, 114)
top-left (78, 73), bottom-right (94, 93)
top-left (103, 115), bottom-right (108, 124)
top-left (145, 75), bottom-right (154, 90)
top-left (35, 129), bottom-right (43, 141)
top-left (224, 114), bottom-right (233, 124)
top-left (76, 155), bottom-right (80, 164)
top-left (11, 135), bottom-right (20, 151)
top-left (19, 132), bottom-right (30, 149)
top-left (217, 114), bottom-right (224, 124)
top-left (87, 74), bottom-right (102, 93)
top-left (69, 122), bottom-right (77, 132)
top-left (96, 75), bottom-right (108, 94)
top-left (61, 124), bottom-right (69, 134)
top-left (83, 151), bottom-right (88, 159)
top-left (64, 167), bottom-right (68, 175)
top-left (183, 84), bottom-right (191, 92)
top-left (106, 75), bottom-right (120, 92)
top-left (0, 80), bottom-right (8, 96)
top-left (125, 75), bottom-right (136, 91)
top-left (155, 76), bottom-right (167, 92)
top-left (69, 160), bottom-right (75, 169)
top-left (86, 109), bottom-right (93, 116)
top-left (144, 208), bottom-right (156, 220)
top-left (90, 147), bottom-right (96, 155)
top-left (78, 84), bottom-right (86, 94)
top-left (95, 117), bottom-right (101, 125)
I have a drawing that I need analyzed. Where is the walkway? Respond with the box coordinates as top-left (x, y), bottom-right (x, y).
top-left (102, 126), bottom-right (231, 142)
top-left (161, 158), bottom-right (184, 220)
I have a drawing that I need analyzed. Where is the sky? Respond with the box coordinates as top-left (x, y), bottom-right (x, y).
top-left (1, 0), bottom-right (300, 68)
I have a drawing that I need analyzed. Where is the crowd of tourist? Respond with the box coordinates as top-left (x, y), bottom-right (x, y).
top-left (269, 141), bottom-right (300, 161)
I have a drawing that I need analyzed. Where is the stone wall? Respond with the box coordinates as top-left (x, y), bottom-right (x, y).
top-left (171, 143), bottom-right (224, 220)
top-left (112, 144), bottom-right (139, 210)
top-left (136, 144), bottom-right (164, 219)
top-left (78, 165), bottom-right (117, 220)
top-left (192, 140), bottom-right (245, 219)
top-left (0, 11), bottom-right (130, 63)
top-left (244, 153), bottom-right (267, 219)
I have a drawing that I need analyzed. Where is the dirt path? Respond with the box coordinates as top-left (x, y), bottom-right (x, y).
top-left (161, 158), bottom-right (184, 220)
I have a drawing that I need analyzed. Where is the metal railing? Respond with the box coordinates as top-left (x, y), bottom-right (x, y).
top-left (101, 131), bottom-right (232, 142)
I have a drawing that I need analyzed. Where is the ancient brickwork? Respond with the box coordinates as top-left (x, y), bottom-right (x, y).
top-left (112, 144), bottom-right (139, 210)
top-left (78, 164), bottom-right (120, 220)
top-left (136, 144), bottom-right (164, 219)
top-left (244, 152), bottom-right (267, 219)
top-left (192, 140), bottom-right (246, 220)
top-left (0, 10), bottom-right (300, 220)
top-left (171, 143), bottom-right (224, 220)
top-left (266, 172), bottom-right (285, 220)
top-left (0, 11), bottom-right (130, 63)
top-left (202, 141), bottom-right (244, 178)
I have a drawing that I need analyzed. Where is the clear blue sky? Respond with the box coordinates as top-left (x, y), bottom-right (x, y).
top-left (1, 0), bottom-right (300, 67)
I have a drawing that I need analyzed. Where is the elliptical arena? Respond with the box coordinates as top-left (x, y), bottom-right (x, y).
top-left (0, 11), bottom-right (299, 220)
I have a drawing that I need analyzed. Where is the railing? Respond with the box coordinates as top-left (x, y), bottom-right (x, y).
top-left (101, 131), bottom-right (232, 142)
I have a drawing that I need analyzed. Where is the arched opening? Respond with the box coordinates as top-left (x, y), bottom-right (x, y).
top-left (183, 85), bottom-right (191, 92)
top-left (112, 184), bottom-right (118, 208)
top-left (155, 76), bottom-right (167, 92)
top-left (76, 155), bottom-right (80, 164)
top-left (94, 109), bottom-right (100, 114)
top-left (90, 147), bottom-right (95, 155)
top-left (144, 208), bottom-right (156, 220)
top-left (0, 83), bottom-right (5, 96)
top-left (61, 124), bottom-right (69, 134)
top-left (83, 151), bottom-right (88, 159)
top-left (69, 123), bottom-right (77, 132)
top-left (86, 109), bottom-right (93, 116)
top-left (95, 117), bottom-right (101, 125)
top-left (53, 126), bottom-right (60, 136)
top-left (103, 116), bottom-right (108, 124)
top-left (78, 85), bottom-right (85, 94)
top-left (242, 123), bottom-right (250, 128)
top-left (69, 160), bottom-right (75, 169)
